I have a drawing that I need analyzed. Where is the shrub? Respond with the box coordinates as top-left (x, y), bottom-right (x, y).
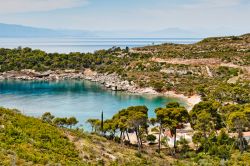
top-left (146, 134), bottom-right (157, 143)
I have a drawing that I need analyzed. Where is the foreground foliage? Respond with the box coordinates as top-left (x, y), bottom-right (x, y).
top-left (0, 108), bottom-right (84, 165)
top-left (0, 107), bottom-right (169, 165)
top-left (0, 102), bottom-right (250, 165)
top-left (87, 102), bottom-right (250, 165)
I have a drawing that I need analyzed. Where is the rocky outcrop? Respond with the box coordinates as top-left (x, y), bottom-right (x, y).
top-left (88, 73), bottom-right (136, 91)
top-left (0, 69), bottom-right (137, 92)
top-left (0, 69), bottom-right (84, 81)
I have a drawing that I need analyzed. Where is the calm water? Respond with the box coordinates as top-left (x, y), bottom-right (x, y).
top-left (0, 37), bottom-right (192, 129)
top-left (0, 37), bottom-right (201, 53)
top-left (0, 80), bottom-right (186, 129)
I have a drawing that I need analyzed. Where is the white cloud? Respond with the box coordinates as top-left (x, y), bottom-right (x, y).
top-left (0, 0), bottom-right (89, 13)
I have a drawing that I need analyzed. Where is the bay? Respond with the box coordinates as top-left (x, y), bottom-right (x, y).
top-left (0, 37), bottom-right (193, 130)
top-left (0, 80), bottom-right (187, 129)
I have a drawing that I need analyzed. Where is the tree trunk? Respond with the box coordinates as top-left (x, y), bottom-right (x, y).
top-left (120, 131), bottom-right (123, 145)
top-left (174, 128), bottom-right (177, 149)
top-left (112, 130), bottom-right (116, 141)
top-left (135, 128), bottom-right (141, 152)
top-left (126, 130), bottom-right (130, 142)
top-left (238, 129), bottom-right (244, 154)
top-left (158, 124), bottom-right (162, 153)
top-left (139, 136), bottom-right (143, 148)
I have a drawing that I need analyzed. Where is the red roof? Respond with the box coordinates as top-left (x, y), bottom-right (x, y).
top-left (164, 130), bottom-right (173, 138)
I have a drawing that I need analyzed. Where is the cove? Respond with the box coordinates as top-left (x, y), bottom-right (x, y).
top-left (0, 80), bottom-right (187, 129)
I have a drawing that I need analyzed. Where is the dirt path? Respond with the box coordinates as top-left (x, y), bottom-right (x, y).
top-left (64, 131), bottom-right (118, 162)
top-left (64, 131), bottom-right (88, 160)
top-left (152, 57), bottom-right (221, 66)
top-left (205, 66), bottom-right (213, 77)
top-left (152, 57), bottom-right (250, 75)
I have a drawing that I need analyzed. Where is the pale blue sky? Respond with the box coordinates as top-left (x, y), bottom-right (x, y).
top-left (0, 0), bottom-right (249, 34)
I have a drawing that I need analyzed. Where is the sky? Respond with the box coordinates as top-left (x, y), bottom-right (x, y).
top-left (0, 0), bottom-right (249, 35)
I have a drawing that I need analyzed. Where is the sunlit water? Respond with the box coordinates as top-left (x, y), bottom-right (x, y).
top-left (0, 37), bottom-right (201, 53)
top-left (0, 80), bottom-right (187, 129)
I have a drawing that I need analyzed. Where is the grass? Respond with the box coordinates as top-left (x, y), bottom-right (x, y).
top-left (0, 107), bottom-right (170, 166)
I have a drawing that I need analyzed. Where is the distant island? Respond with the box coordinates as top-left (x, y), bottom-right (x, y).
top-left (0, 23), bottom-right (95, 37)
top-left (0, 22), bottom-right (215, 38)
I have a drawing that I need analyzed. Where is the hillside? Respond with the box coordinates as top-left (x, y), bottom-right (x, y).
top-left (1, 104), bottom-right (250, 165)
top-left (128, 34), bottom-right (250, 100)
top-left (134, 34), bottom-right (250, 65)
top-left (0, 107), bottom-right (168, 166)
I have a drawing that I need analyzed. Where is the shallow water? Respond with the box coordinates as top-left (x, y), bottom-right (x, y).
top-left (0, 80), bottom-right (187, 129)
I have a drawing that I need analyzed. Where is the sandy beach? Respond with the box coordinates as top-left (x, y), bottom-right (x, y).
top-left (133, 87), bottom-right (201, 110)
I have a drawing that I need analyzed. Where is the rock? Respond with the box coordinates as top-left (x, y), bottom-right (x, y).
top-left (0, 69), bottom-right (141, 93)
top-left (102, 153), bottom-right (117, 161)
top-left (65, 69), bottom-right (76, 73)
top-left (40, 70), bottom-right (52, 77)
top-left (111, 86), bottom-right (117, 91)
top-left (21, 69), bottom-right (36, 73)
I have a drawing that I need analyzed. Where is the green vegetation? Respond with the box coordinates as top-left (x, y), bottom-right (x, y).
top-left (97, 106), bottom-right (148, 151)
top-left (140, 34), bottom-right (250, 64)
top-left (0, 108), bottom-right (83, 165)
top-left (1, 100), bottom-right (250, 165)
top-left (146, 134), bottom-right (157, 143)
top-left (0, 107), bottom-right (170, 165)
top-left (86, 101), bottom-right (250, 165)
top-left (1, 34), bottom-right (250, 165)
top-left (153, 102), bottom-right (189, 153)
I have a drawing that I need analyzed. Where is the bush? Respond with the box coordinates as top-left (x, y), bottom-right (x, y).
top-left (151, 81), bottom-right (165, 92)
top-left (146, 134), bottom-right (157, 143)
top-left (135, 152), bottom-right (142, 158)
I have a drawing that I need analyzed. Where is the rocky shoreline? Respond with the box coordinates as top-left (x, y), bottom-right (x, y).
top-left (0, 69), bottom-right (201, 109)
top-left (0, 69), bottom-right (138, 91)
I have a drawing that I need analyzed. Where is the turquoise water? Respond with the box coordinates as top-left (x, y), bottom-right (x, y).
top-left (0, 80), bottom-right (186, 129)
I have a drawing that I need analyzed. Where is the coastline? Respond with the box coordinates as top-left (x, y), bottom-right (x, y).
top-left (131, 87), bottom-right (201, 110)
top-left (0, 69), bottom-right (201, 109)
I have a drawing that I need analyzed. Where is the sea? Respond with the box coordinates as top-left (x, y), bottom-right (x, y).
top-left (0, 37), bottom-right (201, 53)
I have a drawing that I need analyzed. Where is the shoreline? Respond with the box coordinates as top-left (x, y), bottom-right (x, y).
top-left (0, 69), bottom-right (201, 109)
top-left (130, 87), bottom-right (201, 110)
